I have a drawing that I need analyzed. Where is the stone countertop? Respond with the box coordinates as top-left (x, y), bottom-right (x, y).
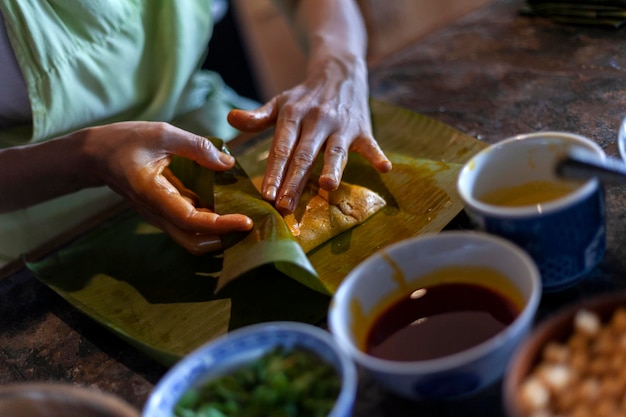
top-left (0, 267), bottom-right (167, 411)
top-left (370, 0), bottom-right (626, 153)
top-left (2, 0), bottom-right (626, 415)
top-left (368, 0), bottom-right (626, 301)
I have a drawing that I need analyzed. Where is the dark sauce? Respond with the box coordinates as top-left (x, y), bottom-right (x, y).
top-left (366, 282), bottom-right (519, 361)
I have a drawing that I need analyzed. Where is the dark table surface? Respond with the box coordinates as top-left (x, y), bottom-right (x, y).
top-left (3, 0), bottom-right (626, 415)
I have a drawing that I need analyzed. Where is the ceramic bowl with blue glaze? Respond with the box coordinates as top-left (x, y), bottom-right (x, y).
top-left (328, 231), bottom-right (541, 401)
top-left (457, 131), bottom-right (606, 292)
top-left (142, 321), bottom-right (357, 417)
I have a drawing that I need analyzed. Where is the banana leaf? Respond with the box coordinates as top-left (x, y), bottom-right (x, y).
top-left (169, 139), bottom-right (323, 294)
top-left (26, 99), bottom-right (486, 366)
top-left (233, 99), bottom-right (487, 293)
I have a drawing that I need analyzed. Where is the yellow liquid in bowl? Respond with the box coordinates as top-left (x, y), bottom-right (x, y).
top-left (479, 180), bottom-right (579, 207)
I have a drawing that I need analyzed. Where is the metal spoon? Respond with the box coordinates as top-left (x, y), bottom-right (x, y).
top-left (619, 116), bottom-right (626, 162)
top-left (556, 144), bottom-right (626, 185)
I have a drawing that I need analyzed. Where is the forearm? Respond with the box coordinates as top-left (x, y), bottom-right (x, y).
top-left (275, 0), bottom-right (368, 73)
top-left (230, 0), bottom-right (386, 214)
top-left (0, 131), bottom-right (96, 213)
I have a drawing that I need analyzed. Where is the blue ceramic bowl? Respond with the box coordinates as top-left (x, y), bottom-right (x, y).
top-left (457, 132), bottom-right (606, 291)
top-left (142, 321), bottom-right (357, 417)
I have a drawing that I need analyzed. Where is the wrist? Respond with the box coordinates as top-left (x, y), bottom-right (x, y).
top-left (306, 51), bottom-right (368, 81)
top-left (57, 127), bottom-right (102, 188)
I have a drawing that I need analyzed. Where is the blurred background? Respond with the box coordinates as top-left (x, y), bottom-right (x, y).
top-left (204, 0), bottom-right (494, 103)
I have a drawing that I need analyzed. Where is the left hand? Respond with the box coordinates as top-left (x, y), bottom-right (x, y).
top-left (228, 55), bottom-right (391, 215)
top-left (80, 121), bottom-right (254, 255)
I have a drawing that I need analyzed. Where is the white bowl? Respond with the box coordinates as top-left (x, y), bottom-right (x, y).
top-left (328, 231), bottom-right (541, 401)
top-left (143, 321), bottom-right (357, 417)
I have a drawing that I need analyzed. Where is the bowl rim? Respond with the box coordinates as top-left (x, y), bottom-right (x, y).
top-left (143, 321), bottom-right (357, 417)
top-left (457, 131), bottom-right (604, 218)
top-left (329, 230), bottom-right (542, 374)
top-left (0, 382), bottom-right (140, 417)
top-left (502, 290), bottom-right (626, 417)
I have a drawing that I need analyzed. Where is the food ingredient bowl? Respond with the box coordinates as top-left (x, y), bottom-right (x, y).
top-left (456, 131), bottom-right (606, 292)
top-left (142, 321), bottom-right (357, 417)
top-left (0, 383), bottom-right (140, 417)
top-left (504, 291), bottom-right (626, 417)
top-left (329, 231), bottom-right (541, 401)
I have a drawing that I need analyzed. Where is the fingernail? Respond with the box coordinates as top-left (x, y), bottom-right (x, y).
top-left (277, 195), bottom-right (293, 211)
top-left (219, 153), bottom-right (234, 164)
top-left (319, 174), bottom-right (338, 190)
top-left (264, 185), bottom-right (277, 201)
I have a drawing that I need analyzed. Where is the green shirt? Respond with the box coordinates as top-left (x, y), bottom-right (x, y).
top-left (0, 0), bottom-right (258, 266)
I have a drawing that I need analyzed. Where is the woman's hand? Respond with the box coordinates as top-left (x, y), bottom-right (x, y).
top-left (77, 121), bottom-right (253, 254)
top-left (228, 55), bottom-right (391, 215)
top-left (227, 0), bottom-right (392, 215)
top-left (0, 122), bottom-right (253, 255)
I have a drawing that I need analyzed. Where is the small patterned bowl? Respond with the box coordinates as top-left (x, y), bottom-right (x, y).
top-left (142, 321), bottom-right (357, 417)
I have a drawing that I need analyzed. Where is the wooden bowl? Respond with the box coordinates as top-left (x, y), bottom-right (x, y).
top-left (503, 291), bottom-right (626, 417)
top-left (0, 383), bottom-right (140, 417)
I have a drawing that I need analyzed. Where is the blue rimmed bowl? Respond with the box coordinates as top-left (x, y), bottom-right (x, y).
top-left (142, 321), bottom-right (357, 417)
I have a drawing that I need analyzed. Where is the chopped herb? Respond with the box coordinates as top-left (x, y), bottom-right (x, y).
top-left (174, 346), bottom-right (341, 417)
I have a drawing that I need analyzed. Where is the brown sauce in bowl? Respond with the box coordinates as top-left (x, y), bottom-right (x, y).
top-left (365, 282), bottom-right (519, 361)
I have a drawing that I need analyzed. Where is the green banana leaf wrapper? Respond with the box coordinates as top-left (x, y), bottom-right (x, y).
top-left (26, 99), bottom-right (486, 366)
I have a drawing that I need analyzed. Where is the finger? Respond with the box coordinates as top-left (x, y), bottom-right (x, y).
top-left (261, 108), bottom-right (302, 202)
top-left (140, 175), bottom-right (253, 234)
top-left (227, 101), bottom-right (278, 132)
top-left (136, 194), bottom-right (225, 256)
top-left (162, 168), bottom-right (201, 206)
top-left (158, 127), bottom-right (236, 172)
top-left (274, 126), bottom-right (328, 215)
top-left (173, 205), bottom-right (254, 234)
top-left (319, 133), bottom-right (349, 191)
top-left (196, 212), bottom-right (254, 233)
top-left (161, 171), bottom-right (254, 233)
top-left (350, 136), bottom-right (393, 174)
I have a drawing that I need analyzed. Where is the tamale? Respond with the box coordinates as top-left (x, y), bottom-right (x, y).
top-left (252, 176), bottom-right (386, 253)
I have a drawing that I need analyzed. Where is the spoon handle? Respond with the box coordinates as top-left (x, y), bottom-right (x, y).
top-left (556, 147), bottom-right (626, 185)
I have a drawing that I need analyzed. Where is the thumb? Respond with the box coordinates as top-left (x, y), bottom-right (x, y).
top-left (163, 131), bottom-right (235, 171)
top-left (227, 100), bottom-right (277, 132)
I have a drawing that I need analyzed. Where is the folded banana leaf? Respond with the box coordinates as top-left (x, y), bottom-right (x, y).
top-left (169, 143), bottom-right (323, 294)
top-left (26, 99), bottom-right (486, 366)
